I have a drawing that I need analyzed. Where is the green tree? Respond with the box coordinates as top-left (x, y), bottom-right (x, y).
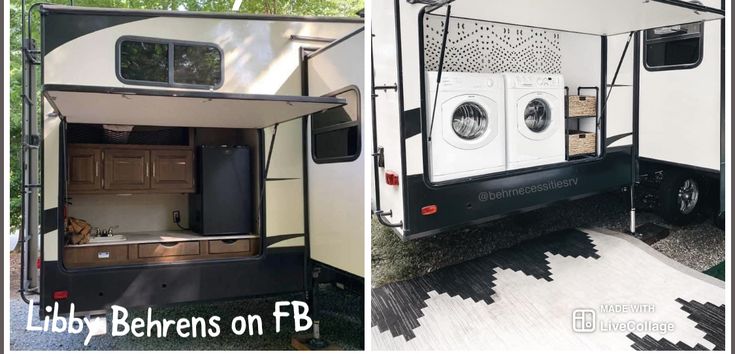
top-left (8, 0), bottom-right (363, 231)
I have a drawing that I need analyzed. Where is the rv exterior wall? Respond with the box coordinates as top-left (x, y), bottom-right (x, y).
top-left (306, 29), bottom-right (366, 277)
top-left (43, 16), bottom-right (361, 95)
top-left (372, 0), bottom-right (406, 234)
top-left (42, 101), bottom-right (61, 262)
top-left (638, 20), bottom-right (721, 171)
top-left (605, 33), bottom-right (636, 149)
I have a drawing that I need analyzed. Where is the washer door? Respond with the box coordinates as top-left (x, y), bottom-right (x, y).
top-left (441, 94), bottom-right (500, 150)
top-left (516, 92), bottom-right (560, 141)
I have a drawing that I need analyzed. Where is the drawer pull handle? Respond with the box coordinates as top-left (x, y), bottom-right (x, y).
top-left (221, 240), bottom-right (238, 245)
top-left (160, 242), bottom-right (179, 248)
top-left (97, 251), bottom-right (110, 259)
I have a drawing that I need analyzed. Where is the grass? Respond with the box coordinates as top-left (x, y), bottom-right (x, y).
top-left (704, 261), bottom-right (725, 281)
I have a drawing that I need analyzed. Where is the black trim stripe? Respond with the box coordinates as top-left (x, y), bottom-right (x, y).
top-left (266, 234), bottom-right (305, 247)
top-left (403, 108), bottom-right (422, 138)
top-left (41, 208), bottom-right (58, 234)
top-left (41, 4), bottom-right (364, 23)
top-left (42, 12), bottom-right (147, 55)
top-left (605, 132), bottom-right (633, 147)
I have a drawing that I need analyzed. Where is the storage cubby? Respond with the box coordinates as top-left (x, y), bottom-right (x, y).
top-left (565, 86), bottom-right (600, 159)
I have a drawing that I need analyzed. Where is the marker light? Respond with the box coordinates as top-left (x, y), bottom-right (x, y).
top-left (421, 205), bottom-right (438, 215)
top-left (52, 290), bottom-right (69, 300)
top-left (386, 171), bottom-right (399, 186)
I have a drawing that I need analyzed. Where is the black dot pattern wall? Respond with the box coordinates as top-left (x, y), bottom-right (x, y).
top-left (423, 14), bottom-right (562, 74)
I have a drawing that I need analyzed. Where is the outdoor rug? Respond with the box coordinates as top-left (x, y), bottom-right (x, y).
top-left (371, 228), bottom-right (725, 350)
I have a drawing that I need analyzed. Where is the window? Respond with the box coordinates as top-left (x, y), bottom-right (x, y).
top-left (644, 22), bottom-right (703, 71)
top-left (311, 87), bottom-right (361, 163)
top-left (173, 45), bottom-right (222, 86)
top-left (118, 37), bottom-right (223, 88)
top-left (119, 41), bottom-right (168, 83)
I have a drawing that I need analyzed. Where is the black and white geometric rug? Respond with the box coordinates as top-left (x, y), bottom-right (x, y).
top-left (371, 228), bottom-right (725, 350)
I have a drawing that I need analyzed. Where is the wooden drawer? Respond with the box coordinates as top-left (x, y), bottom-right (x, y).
top-left (208, 239), bottom-right (252, 254)
top-left (138, 241), bottom-right (200, 258)
top-left (64, 245), bottom-right (129, 267)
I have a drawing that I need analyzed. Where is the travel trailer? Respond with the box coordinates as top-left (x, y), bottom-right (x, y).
top-left (371, 0), bottom-right (725, 240)
top-left (19, 4), bottom-right (365, 322)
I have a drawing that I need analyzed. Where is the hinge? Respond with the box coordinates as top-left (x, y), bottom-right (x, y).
top-left (372, 146), bottom-right (385, 168)
top-left (25, 135), bottom-right (41, 149)
top-left (374, 84), bottom-right (398, 91)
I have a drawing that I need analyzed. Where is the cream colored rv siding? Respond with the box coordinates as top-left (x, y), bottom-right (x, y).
top-left (43, 101), bottom-right (60, 261)
top-left (306, 30), bottom-right (365, 277)
top-left (639, 20), bottom-right (721, 170)
top-left (44, 17), bottom-right (361, 95)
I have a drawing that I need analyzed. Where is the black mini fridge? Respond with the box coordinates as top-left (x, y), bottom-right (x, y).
top-left (189, 146), bottom-right (252, 235)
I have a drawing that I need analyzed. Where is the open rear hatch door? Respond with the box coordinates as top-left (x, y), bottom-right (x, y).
top-left (428, 0), bottom-right (724, 36)
top-left (43, 84), bottom-right (346, 128)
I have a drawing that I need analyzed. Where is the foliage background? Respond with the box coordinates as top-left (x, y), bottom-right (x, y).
top-left (8, 0), bottom-right (363, 230)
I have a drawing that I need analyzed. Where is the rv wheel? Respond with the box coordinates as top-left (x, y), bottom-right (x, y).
top-left (658, 171), bottom-right (702, 225)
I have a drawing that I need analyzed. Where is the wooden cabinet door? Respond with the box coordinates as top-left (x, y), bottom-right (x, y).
top-left (151, 150), bottom-right (194, 191)
top-left (67, 147), bottom-right (102, 192)
top-left (103, 149), bottom-right (150, 190)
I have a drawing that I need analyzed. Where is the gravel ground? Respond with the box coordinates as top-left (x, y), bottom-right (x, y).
top-left (8, 252), bottom-right (363, 350)
top-left (372, 191), bottom-right (725, 287)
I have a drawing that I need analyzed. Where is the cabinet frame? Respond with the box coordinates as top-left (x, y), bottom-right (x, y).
top-left (67, 143), bottom-right (195, 194)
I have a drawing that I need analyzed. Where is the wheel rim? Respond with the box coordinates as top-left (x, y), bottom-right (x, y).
top-left (677, 178), bottom-right (700, 215)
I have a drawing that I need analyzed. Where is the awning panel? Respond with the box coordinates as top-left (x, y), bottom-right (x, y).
top-left (429, 0), bottom-right (724, 36)
top-left (44, 85), bottom-right (346, 129)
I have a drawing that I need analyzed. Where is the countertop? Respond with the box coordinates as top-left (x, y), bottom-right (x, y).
top-left (65, 230), bottom-right (257, 248)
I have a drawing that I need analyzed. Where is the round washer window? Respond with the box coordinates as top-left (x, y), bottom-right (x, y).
top-left (452, 102), bottom-right (488, 140)
top-left (524, 99), bottom-right (551, 133)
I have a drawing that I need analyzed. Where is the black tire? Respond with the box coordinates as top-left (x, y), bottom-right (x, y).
top-left (657, 170), bottom-right (704, 225)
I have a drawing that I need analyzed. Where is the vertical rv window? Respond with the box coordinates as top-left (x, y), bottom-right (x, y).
top-left (311, 87), bottom-right (361, 163)
top-left (644, 22), bottom-right (703, 70)
top-left (119, 40), bottom-right (169, 83)
top-left (173, 44), bottom-right (222, 86)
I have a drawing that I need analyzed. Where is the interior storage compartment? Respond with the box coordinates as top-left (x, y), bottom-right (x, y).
top-left (67, 123), bottom-right (191, 146)
top-left (138, 241), bottom-right (200, 258)
top-left (208, 239), bottom-right (251, 254)
top-left (63, 126), bottom-right (263, 269)
top-left (63, 235), bottom-right (260, 268)
top-left (63, 244), bottom-right (130, 268)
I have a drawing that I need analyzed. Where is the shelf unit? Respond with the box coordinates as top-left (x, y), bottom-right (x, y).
top-left (564, 86), bottom-right (600, 160)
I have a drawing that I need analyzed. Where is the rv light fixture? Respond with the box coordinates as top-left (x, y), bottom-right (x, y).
top-left (420, 205), bottom-right (438, 216)
top-left (52, 290), bottom-right (69, 300)
top-left (385, 171), bottom-right (399, 186)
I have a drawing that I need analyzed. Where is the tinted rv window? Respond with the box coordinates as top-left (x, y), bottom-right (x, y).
top-left (311, 87), bottom-right (361, 163)
top-left (119, 40), bottom-right (169, 83)
top-left (644, 22), bottom-right (703, 70)
top-left (117, 37), bottom-right (223, 88)
top-left (173, 44), bottom-right (222, 86)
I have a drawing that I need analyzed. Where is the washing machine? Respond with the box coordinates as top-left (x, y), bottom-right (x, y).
top-left (503, 73), bottom-right (566, 170)
top-left (425, 71), bottom-right (506, 183)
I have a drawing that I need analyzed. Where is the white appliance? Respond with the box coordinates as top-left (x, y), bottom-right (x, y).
top-left (425, 71), bottom-right (506, 183)
top-left (503, 73), bottom-right (566, 170)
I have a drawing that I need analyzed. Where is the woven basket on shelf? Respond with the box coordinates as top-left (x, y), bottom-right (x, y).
top-left (568, 130), bottom-right (596, 156)
top-left (567, 95), bottom-right (597, 117)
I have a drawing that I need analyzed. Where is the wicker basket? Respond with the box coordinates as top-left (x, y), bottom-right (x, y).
top-left (568, 130), bottom-right (596, 156)
top-left (567, 95), bottom-right (597, 117)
